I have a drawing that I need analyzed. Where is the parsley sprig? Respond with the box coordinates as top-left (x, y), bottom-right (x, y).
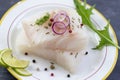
top-left (35, 13), bottom-right (50, 25)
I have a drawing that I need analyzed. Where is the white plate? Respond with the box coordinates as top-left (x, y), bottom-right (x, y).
top-left (0, 0), bottom-right (118, 80)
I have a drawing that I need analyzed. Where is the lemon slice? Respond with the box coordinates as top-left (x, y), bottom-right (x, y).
top-left (1, 50), bottom-right (29, 68)
top-left (0, 49), bottom-right (11, 67)
top-left (7, 67), bottom-right (22, 80)
top-left (0, 50), bottom-right (4, 66)
top-left (13, 68), bottom-right (32, 76)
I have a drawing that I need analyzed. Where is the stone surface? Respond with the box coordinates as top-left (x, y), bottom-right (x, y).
top-left (0, 0), bottom-right (120, 80)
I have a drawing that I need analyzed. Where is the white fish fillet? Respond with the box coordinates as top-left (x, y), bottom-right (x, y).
top-left (16, 10), bottom-right (89, 73)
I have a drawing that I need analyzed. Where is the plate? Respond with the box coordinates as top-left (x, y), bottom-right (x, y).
top-left (0, 0), bottom-right (118, 80)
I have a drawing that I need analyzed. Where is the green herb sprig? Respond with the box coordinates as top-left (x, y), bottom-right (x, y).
top-left (74, 0), bottom-right (120, 49)
top-left (35, 13), bottom-right (50, 25)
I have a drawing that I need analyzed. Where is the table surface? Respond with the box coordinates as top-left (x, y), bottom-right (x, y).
top-left (0, 0), bottom-right (120, 80)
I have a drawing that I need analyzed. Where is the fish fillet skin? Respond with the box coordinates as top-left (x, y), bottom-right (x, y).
top-left (16, 10), bottom-right (89, 73)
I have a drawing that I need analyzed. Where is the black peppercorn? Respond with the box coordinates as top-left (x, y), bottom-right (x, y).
top-left (67, 74), bottom-right (70, 78)
top-left (32, 59), bottom-right (36, 63)
top-left (44, 68), bottom-right (48, 71)
top-left (81, 24), bottom-right (83, 27)
top-left (85, 52), bottom-right (88, 55)
top-left (24, 52), bottom-right (28, 55)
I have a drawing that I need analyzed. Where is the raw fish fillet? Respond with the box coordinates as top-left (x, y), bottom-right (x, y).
top-left (16, 10), bottom-right (88, 73)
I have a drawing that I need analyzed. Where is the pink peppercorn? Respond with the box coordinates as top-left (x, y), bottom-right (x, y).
top-left (50, 73), bottom-right (54, 77)
top-left (69, 30), bottom-right (72, 33)
top-left (50, 18), bottom-right (54, 22)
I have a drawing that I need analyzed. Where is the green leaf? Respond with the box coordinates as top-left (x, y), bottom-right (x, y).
top-left (93, 22), bottom-right (114, 49)
top-left (74, 0), bottom-right (95, 30)
top-left (74, 0), bottom-right (120, 50)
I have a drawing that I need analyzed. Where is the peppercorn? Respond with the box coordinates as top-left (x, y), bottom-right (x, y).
top-left (24, 52), bottom-right (28, 55)
top-left (50, 18), bottom-right (54, 22)
top-left (69, 30), bottom-right (72, 33)
top-left (50, 73), bottom-right (54, 76)
top-left (32, 59), bottom-right (36, 63)
top-left (44, 68), bottom-right (48, 71)
top-left (67, 74), bottom-right (70, 78)
top-left (85, 52), bottom-right (88, 55)
top-left (81, 24), bottom-right (83, 27)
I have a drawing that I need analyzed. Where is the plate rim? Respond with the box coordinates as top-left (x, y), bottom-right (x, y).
top-left (0, 0), bottom-right (118, 80)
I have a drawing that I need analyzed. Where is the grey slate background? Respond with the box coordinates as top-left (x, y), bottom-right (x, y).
top-left (0, 0), bottom-right (120, 80)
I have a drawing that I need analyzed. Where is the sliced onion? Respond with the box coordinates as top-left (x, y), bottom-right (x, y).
top-left (54, 11), bottom-right (70, 27)
top-left (52, 21), bottom-right (67, 35)
top-left (64, 15), bottom-right (70, 27)
top-left (54, 12), bottom-right (66, 21)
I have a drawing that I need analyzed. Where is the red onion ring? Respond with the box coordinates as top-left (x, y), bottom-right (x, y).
top-left (64, 15), bottom-right (70, 27)
top-left (54, 12), bottom-right (66, 21)
top-left (52, 21), bottom-right (67, 35)
top-left (54, 11), bottom-right (70, 27)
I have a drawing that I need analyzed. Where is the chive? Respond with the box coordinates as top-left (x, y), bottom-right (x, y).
top-left (72, 25), bottom-right (74, 28)
top-left (50, 62), bottom-right (54, 64)
top-left (53, 34), bottom-right (56, 36)
top-left (72, 20), bottom-right (74, 23)
top-left (78, 18), bottom-right (80, 23)
top-left (75, 52), bottom-right (78, 58)
top-left (77, 25), bottom-right (79, 28)
top-left (72, 17), bottom-right (75, 20)
top-left (30, 24), bottom-right (33, 26)
top-left (44, 26), bottom-right (48, 29)
top-left (70, 52), bottom-right (73, 55)
top-left (45, 32), bottom-right (50, 34)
